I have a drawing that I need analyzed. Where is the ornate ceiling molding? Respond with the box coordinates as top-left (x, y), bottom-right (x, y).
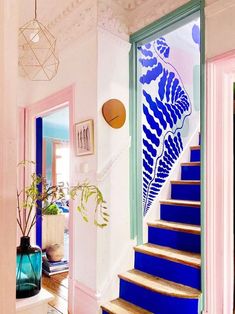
top-left (46, 0), bottom-right (89, 30)
top-left (20, 0), bottom-right (207, 52)
top-left (20, 0), bottom-right (98, 52)
top-left (47, 0), bottom-right (97, 51)
top-left (98, 0), bottom-right (129, 40)
top-left (128, 0), bottom-right (189, 34)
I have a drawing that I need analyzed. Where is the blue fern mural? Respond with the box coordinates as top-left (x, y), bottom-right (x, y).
top-left (139, 35), bottom-right (196, 215)
top-left (192, 24), bottom-right (200, 49)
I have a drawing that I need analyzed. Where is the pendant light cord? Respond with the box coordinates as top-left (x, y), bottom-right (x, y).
top-left (34, 0), bottom-right (37, 20)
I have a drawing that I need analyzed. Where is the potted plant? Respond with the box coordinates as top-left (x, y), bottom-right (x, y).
top-left (41, 202), bottom-right (65, 251)
top-left (16, 161), bottom-right (108, 298)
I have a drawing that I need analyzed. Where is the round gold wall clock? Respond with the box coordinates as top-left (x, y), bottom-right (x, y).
top-left (102, 99), bottom-right (126, 129)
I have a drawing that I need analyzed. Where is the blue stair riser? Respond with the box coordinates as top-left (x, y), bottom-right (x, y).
top-left (148, 227), bottom-right (201, 253)
top-left (160, 204), bottom-right (200, 225)
top-left (181, 166), bottom-right (200, 180)
top-left (171, 184), bottom-right (200, 201)
top-left (102, 312), bottom-right (109, 314)
top-left (135, 252), bottom-right (201, 289)
top-left (119, 279), bottom-right (199, 314)
top-left (190, 149), bottom-right (200, 162)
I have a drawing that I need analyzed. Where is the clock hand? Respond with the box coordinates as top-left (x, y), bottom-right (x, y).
top-left (108, 115), bottom-right (119, 122)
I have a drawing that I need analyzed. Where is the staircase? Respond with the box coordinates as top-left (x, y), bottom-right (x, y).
top-left (102, 138), bottom-right (201, 314)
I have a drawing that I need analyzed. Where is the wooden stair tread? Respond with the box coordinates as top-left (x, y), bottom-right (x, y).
top-left (160, 199), bottom-right (200, 207)
top-left (190, 145), bottom-right (200, 150)
top-left (101, 298), bottom-right (153, 314)
top-left (171, 180), bottom-right (200, 185)
top-left (135, 243), bottom-right (201, 268)
top-left (181, 162), bottom-right (200, 166)
top-left (148, 220), bottom-right (201, 234)
top-left (119, 269), bottom-right (201, 299)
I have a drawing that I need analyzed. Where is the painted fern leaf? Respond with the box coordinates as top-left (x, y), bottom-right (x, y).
top-left (138, 39), bottom-right (192, 215)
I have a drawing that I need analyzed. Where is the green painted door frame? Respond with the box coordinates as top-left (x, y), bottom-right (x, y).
top-left (129, 0), bottom-right (205, 311)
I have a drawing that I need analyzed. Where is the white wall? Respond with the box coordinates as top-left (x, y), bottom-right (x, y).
top-left (18, 26), bottom-right (133, 313)
top-left (96, 28), bottom-right (134, 303)
top-left (19, 28), bottom-right (100, 313)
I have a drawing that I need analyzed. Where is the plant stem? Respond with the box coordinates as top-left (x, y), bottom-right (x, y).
top-left (22, 193), bottom-right (30, 234)
top-left (26, 218), bottom-right (38, 237)
top-left (17, 218), bottom-right (24, 235)
top-left (26, 194), bottom-right (57, 237)
top-left (17, 190), bottom-right (23, 235)
top-left (23, 201), bottom-right (35, 236)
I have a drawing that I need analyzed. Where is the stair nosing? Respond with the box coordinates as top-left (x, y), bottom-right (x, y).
top-left (147, 220), bottom-right (201, 234)
top-left (134, 243), bottom-right (201, 268)
top-left (181, 162), bottom-right (200, 166)
top-left (190, 145), bottom-right (200, 150)
top-left (118, 269), bottom-right (201, 299)
top-left (171, 180), bottom-right (200, 185)
top-left (160, 199), bottom-right (200, 207)
top-left (101, 298), bottom-right (153, 314)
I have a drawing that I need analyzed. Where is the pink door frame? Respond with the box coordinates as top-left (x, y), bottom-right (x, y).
top-left (206, 51), bottom-right (234, 314)
top-left (25, 85), bottom-right (75, 313)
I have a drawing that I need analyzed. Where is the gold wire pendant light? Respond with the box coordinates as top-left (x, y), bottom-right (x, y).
top-left (19, 0), bottom-right (59, 81)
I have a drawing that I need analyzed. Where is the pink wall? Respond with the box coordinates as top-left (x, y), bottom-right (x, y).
top-left (205, 2), bottom-right (235, 313)
top-left (206, 50), bottom-right (235, 314)
top-left (0, 1), bottom-right (18, 313)
top-left (17, 107), bottom-right (26, 245)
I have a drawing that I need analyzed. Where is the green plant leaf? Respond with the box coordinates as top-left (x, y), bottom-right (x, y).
top-left (82, 216), bottom-right (88, 222)
top-left (17, 160), bottom-right (109, 236)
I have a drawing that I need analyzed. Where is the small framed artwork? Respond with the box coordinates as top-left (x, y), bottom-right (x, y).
top-left (75, 119), bottom-right (94, 156)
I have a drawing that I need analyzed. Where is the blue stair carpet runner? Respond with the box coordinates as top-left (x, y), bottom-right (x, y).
top-left (102, 140), bottom-right (201, 314)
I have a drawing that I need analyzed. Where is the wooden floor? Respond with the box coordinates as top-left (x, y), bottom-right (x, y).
top-left (42, 271), bottom-right (68, 314)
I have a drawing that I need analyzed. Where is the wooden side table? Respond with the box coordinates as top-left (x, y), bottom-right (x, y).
top-left (16, 288), bottom-right (54, 314)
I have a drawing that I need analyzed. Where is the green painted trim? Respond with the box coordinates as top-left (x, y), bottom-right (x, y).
top-left (198, 294), bottom-right (203, 314)
top-left (129, 42), bottom-right (143, 244)
top-left (199, 0), bottom-right (206, 312)
top-left (129, 43), bottom-right (137, 240)
top-left (129, 0), bottom-right (203, 247)
top-left (130, 0), bottom-right (201, 43)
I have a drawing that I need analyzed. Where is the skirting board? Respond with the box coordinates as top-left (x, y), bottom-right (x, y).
top-left (71, 280), bottom-right (100, 314)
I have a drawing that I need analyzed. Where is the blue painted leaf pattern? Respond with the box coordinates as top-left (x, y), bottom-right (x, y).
top-left (192, 24), bottom-right (200, 49)
top-left (156, 37), bottom-right (170, 59)
top-left (139, 39), bottom-right (192, 215)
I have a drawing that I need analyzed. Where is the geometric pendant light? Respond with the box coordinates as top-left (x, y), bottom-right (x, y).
top-left (18, 0), bottom-right (59, 81)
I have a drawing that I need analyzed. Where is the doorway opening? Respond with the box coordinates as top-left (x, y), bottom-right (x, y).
top-left (37, 106), bottom-right (70, 313)
top-left (25, 85), bottom-right (75, 313)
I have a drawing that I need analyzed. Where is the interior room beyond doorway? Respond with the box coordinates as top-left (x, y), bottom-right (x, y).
top-left (41, 106), bottom-right (70, 314)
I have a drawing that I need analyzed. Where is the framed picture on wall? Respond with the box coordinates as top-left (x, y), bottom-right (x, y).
top-left (75, 119), bottom-right (94, 156)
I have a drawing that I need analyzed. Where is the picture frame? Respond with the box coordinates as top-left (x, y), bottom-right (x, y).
top-left (75, 119), bottom-right (94, 156)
